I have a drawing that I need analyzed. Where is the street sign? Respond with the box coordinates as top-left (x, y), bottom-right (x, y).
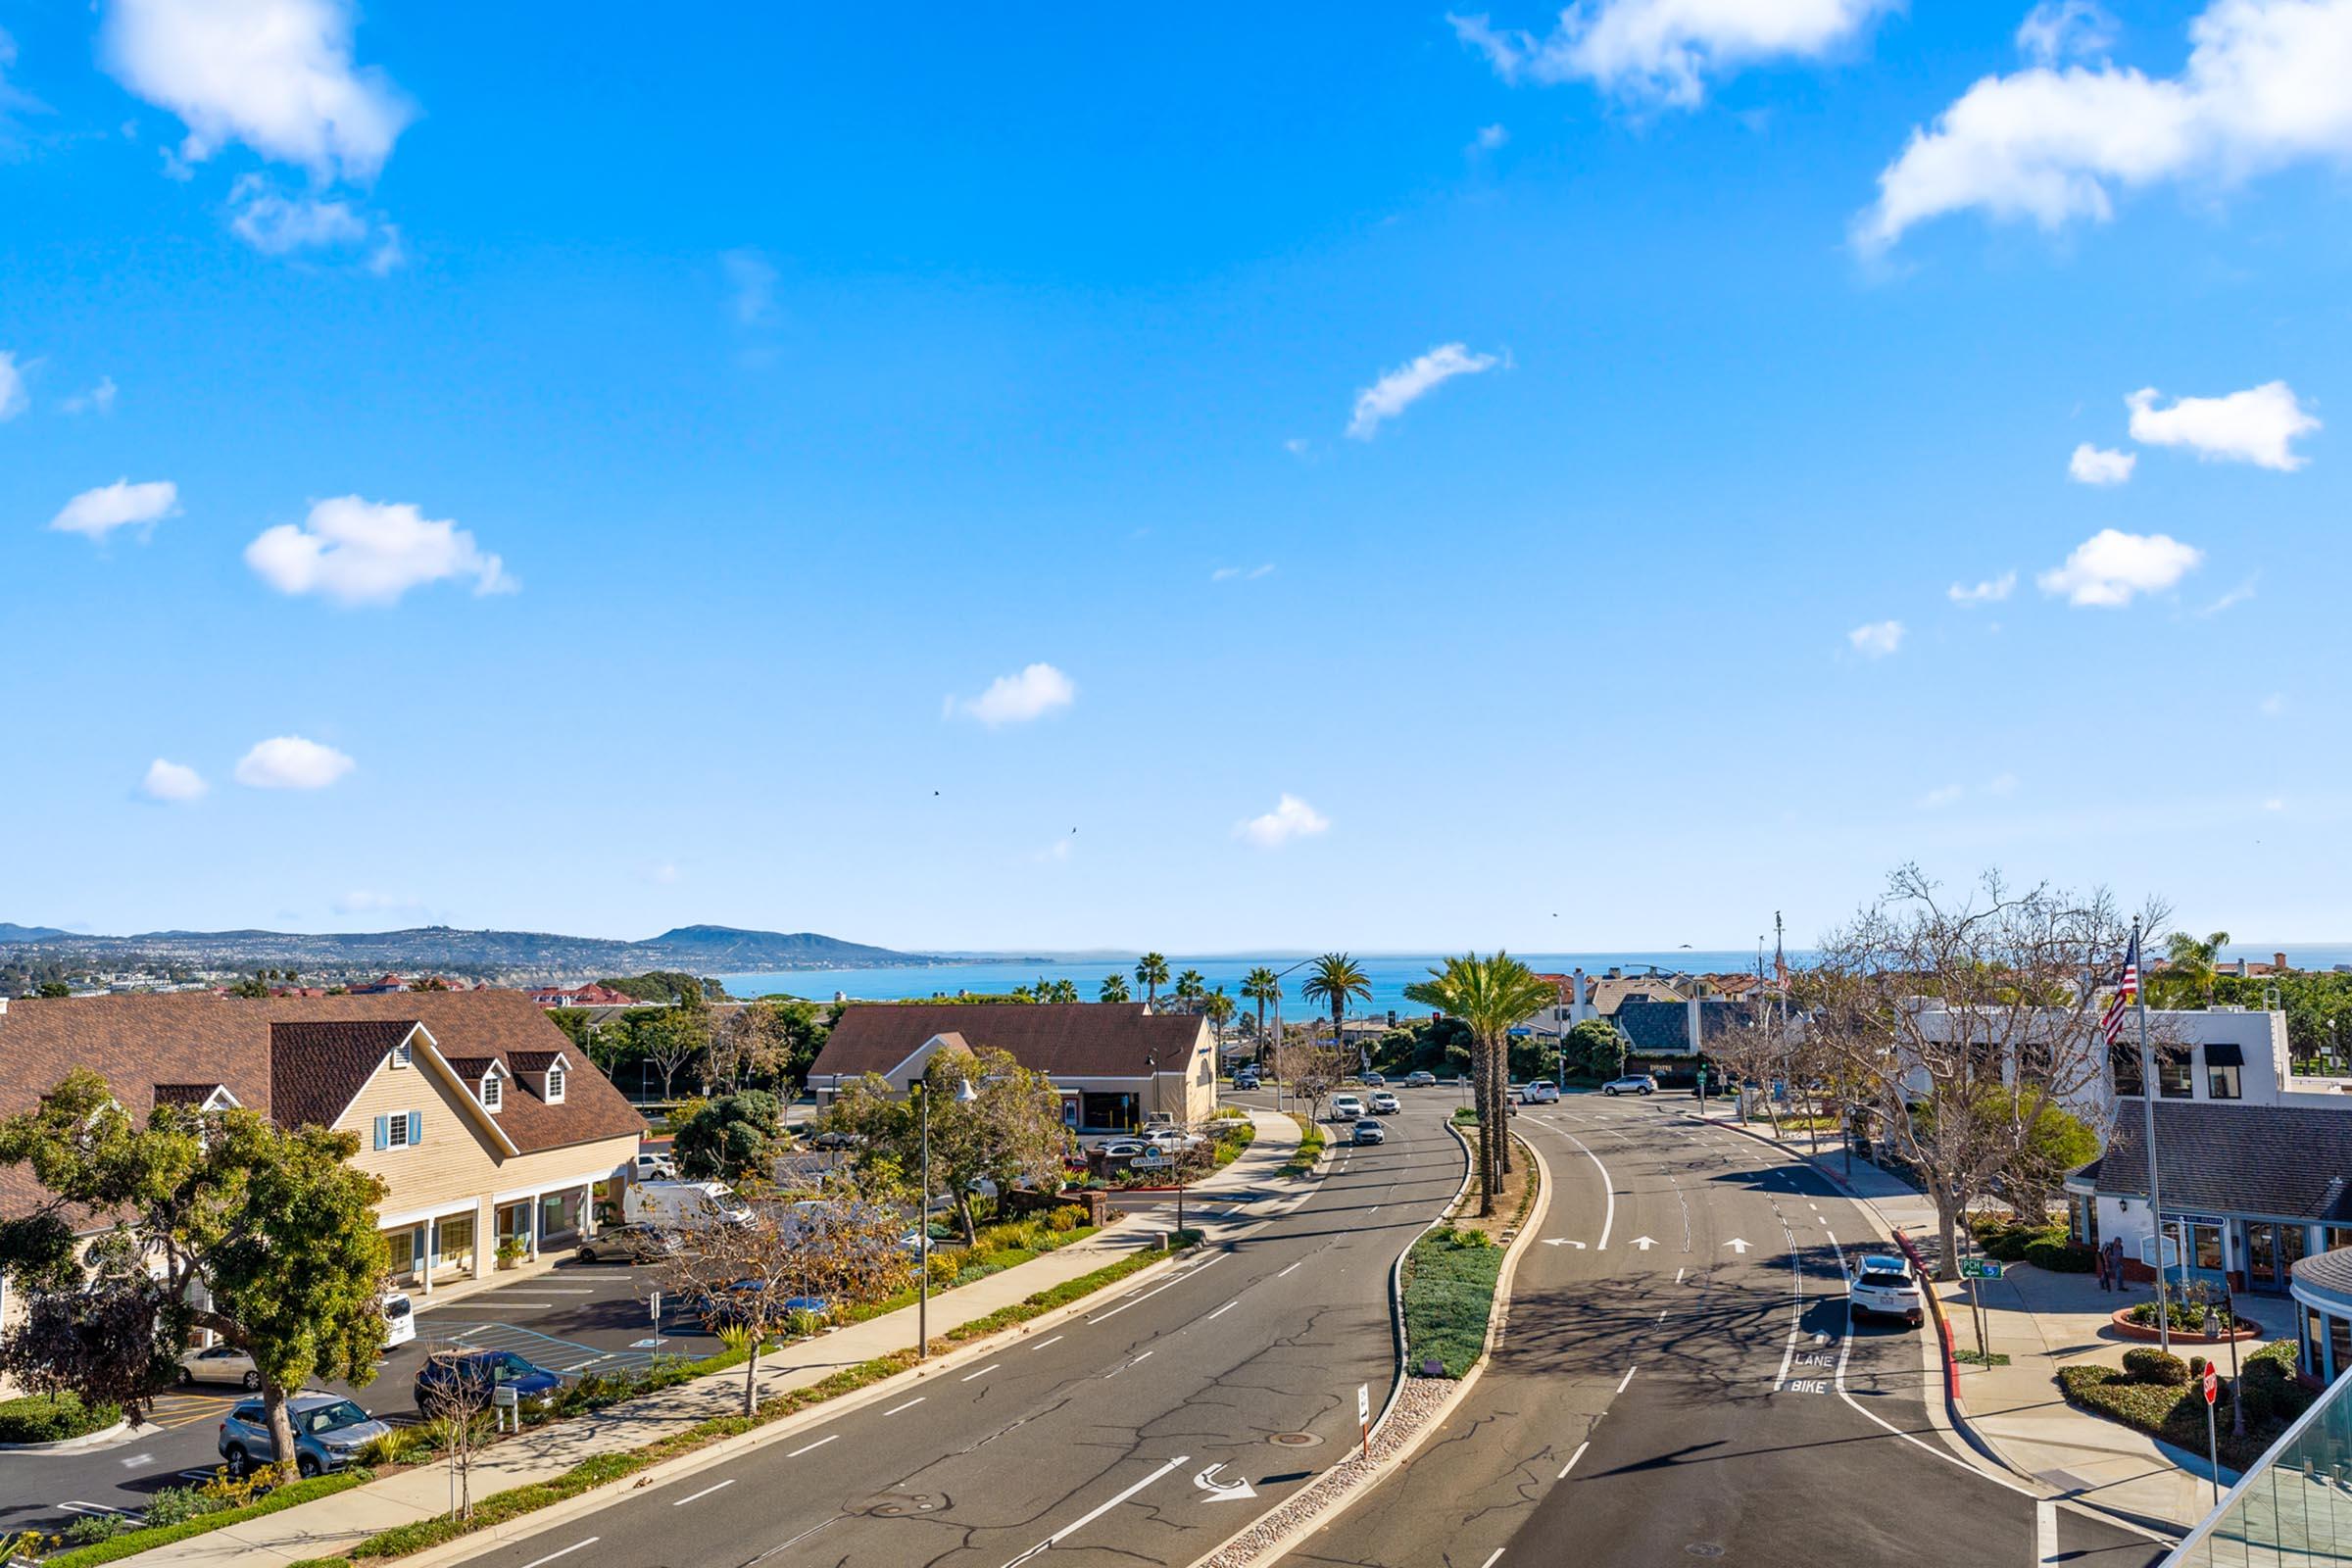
top-left (2203, 1366), bottom-right (2220, 1405)
top-left (1960, 1260), bottom-right (2003, 1279)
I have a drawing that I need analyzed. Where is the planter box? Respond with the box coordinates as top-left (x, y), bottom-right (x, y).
top-left (2110, 1307), bottom-right (2265, 1345)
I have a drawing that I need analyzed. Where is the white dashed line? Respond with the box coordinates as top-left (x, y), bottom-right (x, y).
top-left (1479, 1549), bottom-right (1505, 1568)
top-left (883, 1396), bottom-right (926, 1416)
top-left (961, 1363), bottom-right (1002, 1383)
top-left (672, 1479), bottom-right (735, 1506)
top-left (1205, 1300), bottom-right (1238, 1321)
top-left (1029, 1336), bottom-right (1063, 1351)
top-left (1615, 1365), bottom-right (1639, 1394)
top-left (1558, 1441), bottom-right (1590, 1480)
top-left (786, 1434), bottom-right (840, 1457)
top-left (1276, 1260), bottom-right (1303, 1279)
top-left (518, 1540), bottom-right (599, 1568)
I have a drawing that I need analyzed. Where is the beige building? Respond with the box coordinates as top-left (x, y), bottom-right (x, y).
top-left (0, 992), bottom-right (648, 1302)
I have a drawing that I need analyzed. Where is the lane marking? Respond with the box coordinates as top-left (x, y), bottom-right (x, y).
top-left (1205, 1300), bottom-right (1238, 1322)
top-left (1772, 1226), bottom-right (1805, 1393)
top-left (673, 1479), bottom-right (735, 1506)
top-left (1674, 1267), bottom-right (1686, 1285)
top-left (786, 1434), bottom-right (840, 1457)
top-left (1105, 1351), bottom-right (1153, 1378)
top-left (1615, 1365), bottom-right (1639, 1394)
top-left (518, 1540), bottom-right (600, 1568)
top-left (1479, 1550), bottom-right (1505, 1568)
top-left (999, 1453), bottom-right (1190, 1568)
top-left (1656, 1308), bottom-right (1668, 1323)
top-left (1558, 1441), bottom-right (1590, 1480)
top-left (1029, 1336), bottom-right (1064, 1351)
top-left (961, 1363), bottom-right (1002, 1383)
top-left (1276, 1260), bottom-right (1303, 1279)
top-left (1088, 1254), bottom-right (1223, 1323)
top-left (1562, 1134), bottom-right (1615, 1250)
top-left (882, 1396), bottom-right (926, 1416)
top-left (2036, 1500), bottom-right (2058, 1564)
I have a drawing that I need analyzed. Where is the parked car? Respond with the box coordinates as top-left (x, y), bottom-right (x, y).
top-left (1234, 1068), bottom-right (1261, 1091)
top-left (623, 1179), bottom-right (752, 1230)
top-left (219, 1393), bottom-right (389, 1478)
top-left (1358, 1071), bottom-right (1386, 1087)
top-left (1849, 1254), bottom-right (1926, 1327)
top-left (1352, 1119), bottom-right (1387, 1146)
top-left (1523, 1080), bottom-right (1561, 1104)
top-left (1403, 1071), bottom-right (1438, 1088)
top-left (633, 1150), bottom-right (678, 1181)
top-left (1369, 1091), bottom-right (1401, 1114)
top-left (1101, 1140), bottom-right (1150, 1159)
top-left (810, 1129), bottom-right (862, 1151)
top-left (575, 1222), bottom-right (680, 1265)
top-left (697, 1278), bottom-right (829, 1331)
top-left (414, 1348), bottom-right (564, 1418)
top-left (1329, 1094), bottom-right (1366, 1121)
top-left (381, 1290), bottom-right (416, 1348)
top-left (1602, 1074), bottom-right (1658, 1097)
top-left (178, 1342), bottom-right (260, 1390)
top-left (1139, 1127), bottom-right (1205, 1151)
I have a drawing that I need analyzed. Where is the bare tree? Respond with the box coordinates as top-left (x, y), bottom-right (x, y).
top-left (1809, 865), bottom-right (2165, 1276)
top-left (1273, 1040), bottom-right (1349, 1123)
top-left (415, 1341), bottom-right (499, 1522)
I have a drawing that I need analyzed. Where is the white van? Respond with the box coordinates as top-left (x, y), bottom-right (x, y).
top-left (381, 1290), bottom-right (416, 1348)
top-left (623, 1179), bottom-right (752, 1230)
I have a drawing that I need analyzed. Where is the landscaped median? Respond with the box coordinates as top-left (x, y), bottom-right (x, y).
top-left (1280, 1112), bottom-right (1326, 1177)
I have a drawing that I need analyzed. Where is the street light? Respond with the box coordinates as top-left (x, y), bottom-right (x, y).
top-left (915, 1074), bottom-right (978, 1360)
top-left (1264, 956), bottom-right (1322, 1113)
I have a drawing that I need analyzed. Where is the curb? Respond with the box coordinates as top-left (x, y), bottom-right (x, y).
top-left (1182, 1124), bottom-right (1551, 1568)
top-left (0, 1417), bottom-right (134, 1454)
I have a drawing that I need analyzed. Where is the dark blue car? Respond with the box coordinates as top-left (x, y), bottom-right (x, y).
top-left (413, 1348), bottom-right (564, 1416)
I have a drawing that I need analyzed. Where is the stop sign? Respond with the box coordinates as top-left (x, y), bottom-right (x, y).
top-left (2203, 1365), bottom-right (2220, 1405)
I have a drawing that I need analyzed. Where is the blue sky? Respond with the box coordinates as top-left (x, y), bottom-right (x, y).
top-left (7, 0), bottom-right (2349, 954)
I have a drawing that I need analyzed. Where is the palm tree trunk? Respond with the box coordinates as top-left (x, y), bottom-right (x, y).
top-left (1472, 1032), bottom-right (1496, 1216)
top-left (1490, 1030), bottom-right (1512, 1176)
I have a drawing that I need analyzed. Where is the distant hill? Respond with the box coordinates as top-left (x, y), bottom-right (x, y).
top-left (0, 921), bottom-right (934, 980)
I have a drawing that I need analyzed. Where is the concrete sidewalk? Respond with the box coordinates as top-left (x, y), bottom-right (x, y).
top-left (119, 1109), bottom-right (1303, 1567)
top-left (1690, 1103), bottom-right (2210, 1533)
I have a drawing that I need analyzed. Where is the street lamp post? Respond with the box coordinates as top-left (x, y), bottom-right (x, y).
top-left (916, 1074), bottom-right (978, 1360)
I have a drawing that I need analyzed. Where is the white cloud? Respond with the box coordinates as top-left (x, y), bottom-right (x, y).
top-left (49, 478), bottom-right (181, 540)
top-left (953, 662), bottom-right (1076, 726)
top-left (1211, 564), bottom-right (1276, 582)
top-left (1033, 838), bottom-right (1074, 864)
top-left (1947, 570), bottom-right (2016, 606)
top-left (1860, 0), bottom-right (2352, 251)
top-left (645, 861), bottom-right (681, 887)
top-left (1986, 771), bottom-right (2021, 796)
top-left (2068, 442), bottom-right (2136, 484)
top-left (1448, 0), bottom-right (1894, 108)
top-left (2127, 381), bottom-right (2319, 470)
top-left (2259, 691), bottom-right (2285, 716)
top-left (1472, 122), bottom-right (1510, 150)
top-left (2195, 575), bottom-right (2259, 615)
top-left (2036, 527), bottom-right (2202, 606)
top-left (1283, 437), bottom-right (1311, 457)
top-left (245, 496), bottom-right (515, 606)
top-left (0, 351), bottom-right (25, 421)
top-left (1847, 618), bottom-right (1904, 657)
top-left (101, 0), bottom-right (412, 183)
top-left (229, 183), bottom-right (368, 252)
top-left (1918, 782), bottom-right (1965, 808)
top-left (234, 735), bottom-right (354, 790)
top-left (141, 759), bottom-right (207, 802)
top-left (333, 890), bottom-right (419, 914)
top-left (1237, 793), bottom-right (1331, 849)
top-left (1347, 343), bottom-right (1498, 439)
top-left (2262, 796), bottom-right (2286, 811)
top-left (2017, 0), bottom-right (2119, 64)
top-left (63, 376), bottom-right (120, 416)
top-left (720, 248), bottom-right (778, 326)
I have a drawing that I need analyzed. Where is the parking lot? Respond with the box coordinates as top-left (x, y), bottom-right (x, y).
top-left (0, 1254), bottom-right (722, 1540)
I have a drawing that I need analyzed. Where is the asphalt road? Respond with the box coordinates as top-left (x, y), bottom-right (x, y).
top-left (1292, 1094), bottom-right (2174, 1568)
top-left (443, 1093), bottom-right (1466, 1568)
top-left (0, 1256), bottom-right (722, 1537)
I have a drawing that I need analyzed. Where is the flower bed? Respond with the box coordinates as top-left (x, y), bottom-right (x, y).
top-left (2111, 1305), bottom-right (2264, 1345)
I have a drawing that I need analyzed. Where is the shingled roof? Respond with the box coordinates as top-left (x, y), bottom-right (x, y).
top-left (2096, 1102), bottom-right (2352, 1222)
top-left (810, 1003), bottom-right (1207, 1083)
top-left (270, 1020), bottom-right (418, 1130)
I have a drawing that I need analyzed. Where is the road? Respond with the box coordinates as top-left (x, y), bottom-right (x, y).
top-left (0, 1256), bottom-right (722, 1538)
top-left (1293, 1094), bottom-right (2172, 1568)
top-left (444, 1093), bottom-right (1464, 1568)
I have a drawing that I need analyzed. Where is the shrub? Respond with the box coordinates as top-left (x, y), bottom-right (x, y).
top-left (1047, 1205), bottom-right (1083, 1233)
top-left (65, 1513), bottom-right (128, 1544)
top-left (136, 1486), bottom-right (227, 1529)
top-left (785, 1308), bottom-right (825, 1338)
top-left (0, 1390), bottom-right (122, 1445)
top-left (2123, 1348), bottom-right (2188, 1386)
top-left (2024, 1236), bottom-right (2096, 1272)
top-left (44, 1469), bottom-right (371, 1568)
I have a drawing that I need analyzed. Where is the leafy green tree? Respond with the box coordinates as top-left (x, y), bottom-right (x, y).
top-left (1301, 954), bottom-right (1373, 1068)
top-left (1404, 955), bottom-right (1556, 1215)
top-left (1099, 973), bottom-right (1132, 1004)
top-left (2163, 929), bottom-right (2232, 1004)
top-left (227, 972), bottom-right (272, 999)
top-left (673, 1091), bottom-right (784, 1182)
top-left (0, 1071), bottom-right (390, 1469)
top-left (822, 1048), bottom-right (1072, 1243)
top-left (1562, 1018), bottom-right (1625, 1080)
top-left (598, 971), bottom-right (710, 1005)
top-left (1135, 953), bottom-right (1171, 1008)
top-left (34, 981), bottom-right (70, 999)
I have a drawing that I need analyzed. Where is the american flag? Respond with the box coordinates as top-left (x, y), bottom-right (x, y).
top-left (2100, 929), bottom-right (2140, 1045)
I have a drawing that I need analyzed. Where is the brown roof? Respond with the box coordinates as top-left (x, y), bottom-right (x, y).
top-left (0, 992), bottom-right (648, 1221)
top-left (811, 1003), bottom-right (1206, 1083)
top-left (509, 1051), bottom-right (564, 1075)
top-left (152, 1083), bottom-right (233, 1106)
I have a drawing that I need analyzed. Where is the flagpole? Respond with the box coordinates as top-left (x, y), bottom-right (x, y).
top-left (2132, 916), bottom-right (2172, 1355)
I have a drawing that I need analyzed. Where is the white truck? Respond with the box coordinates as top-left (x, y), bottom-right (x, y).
top-left (623, 1179), bottom-right (751, 1230)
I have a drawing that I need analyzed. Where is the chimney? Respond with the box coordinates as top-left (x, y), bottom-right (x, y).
top-left (1571, 967), bottom-right (1591, 1023)
top-left (2276, 952), bottom-right (2288, 972)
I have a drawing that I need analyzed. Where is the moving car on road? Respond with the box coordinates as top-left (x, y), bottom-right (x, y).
top-left (1352, 1118), bottom-right (1387, 1146)
top-left (1402, 1070), bottom-right (1437, 1088)
top-left (219, 1393), bottom-right (389, 1478)
top-left (1329, 1094), bottom-right (1366, 1121)
top-left (415, 1348), bottom-right (564, 1417)
top-left (575, 1222), bottom-right (680, 1265)
top-left (1849, 1254), bottom-right (1926, 1327)
top-left (1523, 1080), bottom-right (1560, 1103)
top-left (1369, 1091), bottom-right (1400, 1114)
top-left (1234, 1067), bottom-right (1260, 1091)
top-left (1358, 1071), bottom-right (1385, 1087)
top-left (1602, 1074), bottom-right (1658, 1097)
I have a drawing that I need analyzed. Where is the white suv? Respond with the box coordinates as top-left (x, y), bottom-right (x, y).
top-left (1849, 1254), bottom-right (1925, 1327)
top-left (1523, 1081), bottom-right (1560, 1103)
top-left (1329, 1094), bottom-right (1366, 1122)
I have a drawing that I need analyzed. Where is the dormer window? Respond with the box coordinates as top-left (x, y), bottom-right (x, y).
top-left (545, 1065), bottom-right (565, 1103)
top-left (480, 1072), bottom-right (503, 1111)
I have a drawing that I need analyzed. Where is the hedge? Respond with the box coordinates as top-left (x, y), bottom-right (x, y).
top-left (2060, 1341), bottom-right (2313, 1473)
top-left (45, 1470), bottom-right (373, 1568)
top-left (0, 1391), bottom-right (122, 1445)
top-left (1403, 1228), bottom-right (1504, 1379)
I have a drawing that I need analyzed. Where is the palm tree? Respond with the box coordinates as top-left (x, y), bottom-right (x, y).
top-left (1241, 966), bottom-right (1280, 1057)
top-left (1135, 953), bottom-right (1171, 1008)
top-left (2166, 929), bottom-right (2232, 1003)
top-left (1204, 989), bottom-right (1236, 1053)
top-left (1099, 973), bottom-right (1132, 1004)
top-left (1049, 978), bottom-right (1081, 1004)
top-left (1301, 953), bottom-right (1373, 1073)
top-left (1175, 969), bottom-right (1207, 1010)
top-left (1403, 953), bottom-right (1555, 1215)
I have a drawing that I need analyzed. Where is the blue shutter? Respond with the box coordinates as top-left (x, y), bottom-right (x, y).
top-left (373, 1114), bottom-right (389, 1152)
top-left (408, 1110), bottom-right (423, 1146)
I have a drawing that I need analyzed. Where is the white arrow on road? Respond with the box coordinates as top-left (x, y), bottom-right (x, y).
top-left (1194, 1463), bottom-right (1257, 1502)
top-left (1629, 1236), bottom-right (1658, 1250)
top-left (1723, 1238), bottom-right (1752, 1254)
top-left (1541, 1239), bottom-right (1588, 1249)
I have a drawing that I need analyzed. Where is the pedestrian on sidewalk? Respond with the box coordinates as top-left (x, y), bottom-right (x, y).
top-left (2105, 1238), bottom-right (2125, 1292)
top-left (2094, 1244), bottom-right (2111, 1292)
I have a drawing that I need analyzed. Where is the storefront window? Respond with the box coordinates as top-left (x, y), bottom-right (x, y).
top-left (2209, 1063), bottom-right (2242, 1100)
top-left (2284, 1225), bottom-right (2309, 1269)
top-left (386, 1227), bottom-right (416, 1276)
top-left (2158, 1049), bottom-right (2194, 1099)
top-left (438, 1213), bottom-right (475, 1269)
top-left (2194, 1223), bottom-right (2224, 1272)
top-left (2248, 1223), bottom-right (2277, 1278)
top-left (2329, 1226), bottom-right (2352, 1254)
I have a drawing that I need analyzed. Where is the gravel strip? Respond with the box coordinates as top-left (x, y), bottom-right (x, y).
top-left (1194, 1376), bottom-right (1457, 1568)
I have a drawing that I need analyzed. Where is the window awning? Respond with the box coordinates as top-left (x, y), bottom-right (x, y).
top-left (2206, 1042), bottom-right (2245, 1067)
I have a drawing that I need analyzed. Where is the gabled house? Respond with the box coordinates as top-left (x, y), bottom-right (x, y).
top-left (0, 991), bottom-right (647, 1302)
top-left (808, 1003), bottom-right (1216, 1133)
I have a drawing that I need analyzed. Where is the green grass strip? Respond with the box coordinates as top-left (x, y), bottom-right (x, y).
top-left (45, 1470), bottom-right (373, 1568)
top-left (1402, 1229), bottom-right (1505, 1380)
